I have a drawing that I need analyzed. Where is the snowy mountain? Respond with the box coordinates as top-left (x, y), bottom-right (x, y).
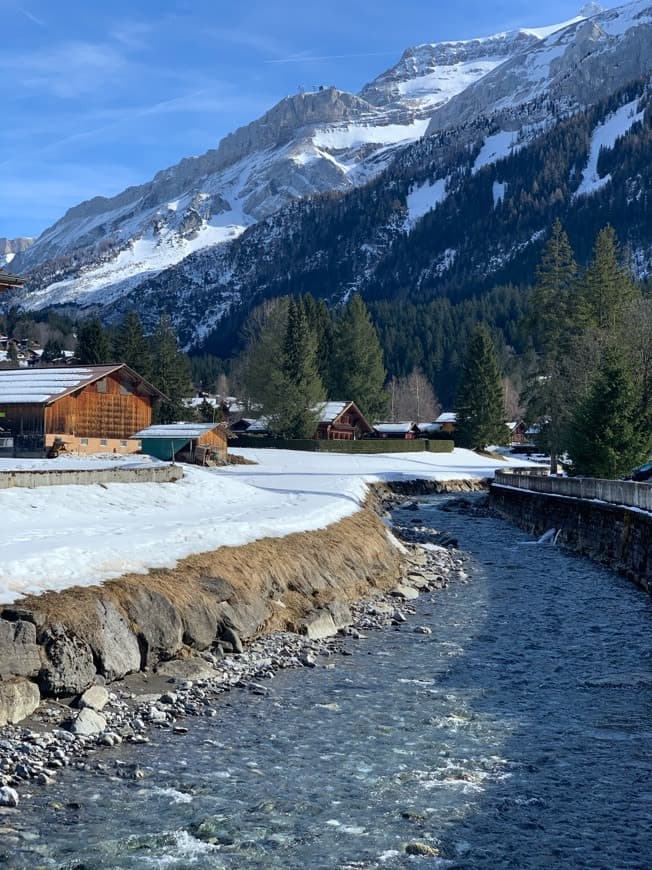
top-left (10, 6), bottom-right (598, 311)
top-left (8, 0), bottom-right (652, 347)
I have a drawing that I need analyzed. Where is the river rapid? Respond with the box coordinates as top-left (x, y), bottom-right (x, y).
top-left (5, 495), bottom-right (652, 869)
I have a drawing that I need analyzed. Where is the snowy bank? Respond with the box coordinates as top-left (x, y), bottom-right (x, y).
top-left (0, 447), bottom-right (532, 604)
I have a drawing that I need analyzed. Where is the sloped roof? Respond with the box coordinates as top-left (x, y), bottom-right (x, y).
top-left (435, 412), bottom-right (457, 424)
top-left (374, 422), bottom-right (417, 434)
top-left (315, 401), bottom-right (349, 423)
top-left (131, 423), bottom-right (226, 440)
top-left (0, 364), bottom-right (165, 405)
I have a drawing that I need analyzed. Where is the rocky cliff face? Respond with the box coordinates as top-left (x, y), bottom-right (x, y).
top-left (0, 237), bottom-right (33, 267)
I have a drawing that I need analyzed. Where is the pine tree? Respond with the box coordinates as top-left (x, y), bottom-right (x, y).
top-left (567, 345), bottom-right (649, 478)
top-left (455, 326), bottom-right (509, 450)
top-left (529, 219), bottom-right (578, 356)
top-left (149, 315), bottom-right (193, 423)
top-left (272, 298), bottom-right (325, 438)
top-left (330, 295), bottom-right (387, 419)
top-left (526, 221), bottom-right (579, 472)
top-left (76, 319), bottom-right (111, 365)
top-left (576, 225), bottom-right (639, 333)
top-left (113, 311), bottom-right (152, 380)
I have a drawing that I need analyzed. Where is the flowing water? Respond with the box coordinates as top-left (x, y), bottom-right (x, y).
top-left (5, 496), bottom-right (652, 869)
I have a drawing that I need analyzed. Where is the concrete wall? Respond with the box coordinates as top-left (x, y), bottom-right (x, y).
top-left (493, 469), bottom-right (652, 511)
top-left (490, 479), bottom-right (652, 592)
top-left (0, 463), bottom-right (184, 489)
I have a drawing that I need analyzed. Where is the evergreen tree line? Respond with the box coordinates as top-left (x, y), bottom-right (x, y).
top-left (233, 293), bottom-right (388, 438)
top-left (75, 312), bottom-right (193, 424)
top-left (526, 219), bottom-right (651, 477)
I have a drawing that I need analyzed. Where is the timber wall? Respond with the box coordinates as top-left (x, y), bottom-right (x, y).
top-left (490, 472), bottom-right (652, 592)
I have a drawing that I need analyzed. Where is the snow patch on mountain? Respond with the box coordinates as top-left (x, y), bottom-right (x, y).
top-left (473, 130), bottom-right (522, 173)
top-left (404, 178), bottom-right (448, 229)
top-left (575, 98), bottom-right (646, 198)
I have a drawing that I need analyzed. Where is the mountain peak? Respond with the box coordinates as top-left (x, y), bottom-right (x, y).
top-left (579, 2), bottom-right (604, 16)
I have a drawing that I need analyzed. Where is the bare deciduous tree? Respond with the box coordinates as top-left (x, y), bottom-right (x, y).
top-left (386, 368), bottom-right (440, 423)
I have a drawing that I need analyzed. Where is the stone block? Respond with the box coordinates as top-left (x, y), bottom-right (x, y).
top-left (0, 677), bottom-right (40, 726)
top-left (0, 618), bottom-right (41, 678)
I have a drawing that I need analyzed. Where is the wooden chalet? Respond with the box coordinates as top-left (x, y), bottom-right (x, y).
top-left (0, 364), bottom-right (165, 456)
top-left (373, 421), bottom-right (419, 440)
top-left (0, 271), bottom-right (24, 290)
top-left (508, 420), bottom-right (528, 445)
top-left (314, 401), bottom-right (372, 441)
top-left (131, 422), bottom-right (228, 464)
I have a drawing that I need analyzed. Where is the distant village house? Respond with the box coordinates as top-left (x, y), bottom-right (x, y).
top-left (314, 402), bottom-right (372, 441)
top-left (373, 421), bottom-right (419, 440)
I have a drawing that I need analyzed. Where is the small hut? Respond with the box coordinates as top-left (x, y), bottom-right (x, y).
top-left (131, 422), bottom-right (229, 464)
top-left (435, 411), bottom-right (457, 433)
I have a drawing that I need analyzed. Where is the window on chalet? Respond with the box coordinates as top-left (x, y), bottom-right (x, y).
top-left (96, 379), bottom-right (107, 393)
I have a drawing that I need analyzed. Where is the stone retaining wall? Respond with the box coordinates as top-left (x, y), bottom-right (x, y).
top-left (490, 483), bottom-right (652, 592)
top-left (0, 463), bottom-right (183, 489)
top-left (0, 508), bottom-right (401, 725)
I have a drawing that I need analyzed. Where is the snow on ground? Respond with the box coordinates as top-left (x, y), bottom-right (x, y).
top-left (574, 99), bottom-right (645, 198)
top-left (404, 178), bottom-right (448, 229)
top-left (312, 119), bottom-right (429, 151)
top-left (0, 447), bottom-right (534, 605)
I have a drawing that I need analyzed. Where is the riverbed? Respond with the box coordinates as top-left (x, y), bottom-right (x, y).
top-left (4, 495), bottom-right (652, 868)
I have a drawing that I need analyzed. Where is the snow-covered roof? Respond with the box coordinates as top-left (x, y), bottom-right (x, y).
top-left (314, 401), bottom-right (349, 424)
top-left (374, 422), bottom-right (417, 434)
top-left (436, 412), bottom-right (457, 424)
top-left (131, 423), bottom-right (225, 440)
top-left (417, 422), bottom-right (442, 433)
top-left (0, 364), bottom-right (164, 405)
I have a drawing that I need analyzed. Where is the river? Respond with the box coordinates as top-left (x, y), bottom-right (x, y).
top-left (5, 495), bottom-right (652, 869)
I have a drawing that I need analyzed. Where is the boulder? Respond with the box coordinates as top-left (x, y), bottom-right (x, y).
top-left (90, 600), bottom-right (141, 681)
top-left (0, 786), bottom-right (19, 807)
top-left (390, 584), bottom-right (420, 601)
top-left (181, 598), bottom-right (220, 650)
top-left (125, 590), bottom-right (183, 666)
top-left (155, 657), bottom-right (218, 682)
top-left (38, 625), bottom-right (96, 696)
top-left (0, 618), bottom-right (41, 678)
top-left (79, 685), bottom-right (109, 711)
top-left (325, 600), bottom-right (352, 630)
top-left (219, 625), bottom-right (243, 654)
top-left (0, 677), bottom-right (40, 726)
top-left (301, 609), bottom-right (337, 640)
top-left (70, 707), bottom-right (106, 736)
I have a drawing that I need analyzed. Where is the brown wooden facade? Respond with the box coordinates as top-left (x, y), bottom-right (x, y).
top-left (0, 366), bottom-right (163, 456)
top-left (315, 402), bottom-right (373, 441)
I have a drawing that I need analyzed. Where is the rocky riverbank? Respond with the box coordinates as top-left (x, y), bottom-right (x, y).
top-left (0, 496), bottom-right (470, 807)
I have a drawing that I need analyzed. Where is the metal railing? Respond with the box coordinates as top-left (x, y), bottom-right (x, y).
top-left (493, 469), bottom-right (652, 513)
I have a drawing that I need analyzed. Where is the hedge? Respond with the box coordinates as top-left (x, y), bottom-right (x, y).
top-left (231, 436), bottom-right (454, 454)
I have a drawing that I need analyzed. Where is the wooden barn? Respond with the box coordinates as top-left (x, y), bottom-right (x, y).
top-left (435, 411), bottom-right (457, 433)
top-left (0, 364), bottom-right (165, 456)
top-left (131, 423), bottom-right (229, 464)
top-left (314, 401), bottom-right (372, 441)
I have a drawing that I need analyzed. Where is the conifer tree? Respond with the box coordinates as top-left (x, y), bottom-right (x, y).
top-left (149, 314), bottom-right (193, 423)
top-left (272, 298), bottom-right (325, 438)
top-left (567, 345), bottom-right (649, 478)
top-left (330, 294), bottom-right (387, 419)
top-left (576, 225), bottom-right (639, 333)
top-left (76, 318), bottom-right (111, 365)
top-left (113, 311), bottom-right (152, 380)
top-left (455, 326), bottom-right (509, 450)
top-left (526, 221), bottom-right (578, 472)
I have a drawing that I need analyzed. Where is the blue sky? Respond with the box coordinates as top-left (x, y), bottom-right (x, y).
top-left (1, 0), bottom-right (620, 239)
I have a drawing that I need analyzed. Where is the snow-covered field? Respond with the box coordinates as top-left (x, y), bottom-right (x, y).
top-left (0, 447), bottom-right (533, 604)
